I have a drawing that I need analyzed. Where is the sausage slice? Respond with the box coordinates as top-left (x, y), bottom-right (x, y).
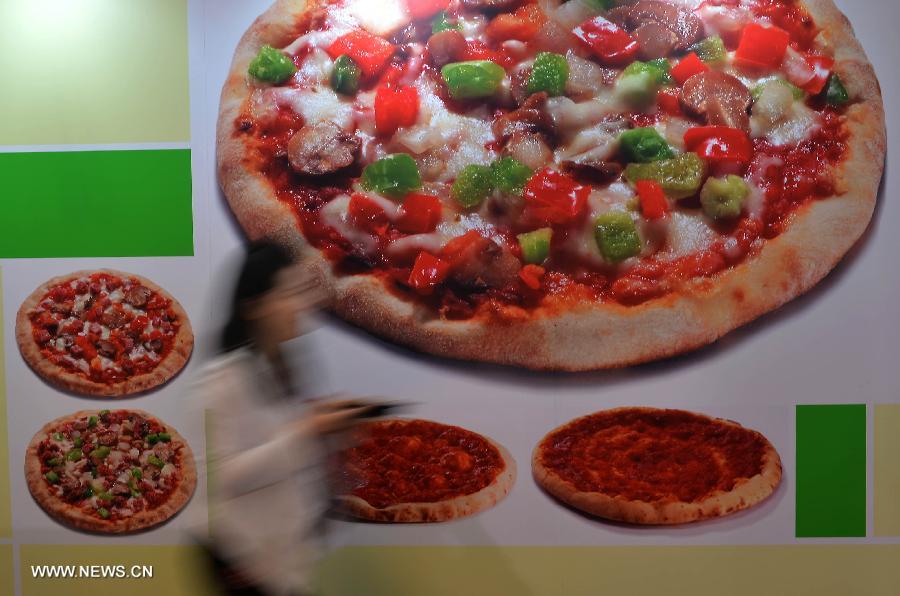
top-left (287, 122), bottom-right (361, 176)
top-left (681, 71), bottom-right (752, 132)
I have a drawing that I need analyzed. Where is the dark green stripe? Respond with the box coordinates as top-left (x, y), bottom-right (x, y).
top-left (0, 150), bottom-right (193, 258)
top-left (796, 405), bottom-right (867, 537)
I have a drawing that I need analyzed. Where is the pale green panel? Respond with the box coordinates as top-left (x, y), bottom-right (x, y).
top-left (0, 0), bottom-right (190, 145)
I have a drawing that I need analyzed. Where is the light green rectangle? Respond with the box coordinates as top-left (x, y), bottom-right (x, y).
top-left (0, 150), bottom-right (194, 258)
top-left (0, 0), bottom-right (189, 145)
top-left (319, 546), bottom-right (900, 596)
top-left (21, 545), bottom-right (217, 596)
top-left (875, 404), bottom-right (900, 536)
top-left (0, 268), bottom-right (12, 538)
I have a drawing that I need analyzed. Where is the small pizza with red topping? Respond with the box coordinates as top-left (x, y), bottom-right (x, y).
top-left (335, 419), bottom-right (515, 522)
top-left (16, 271), bottom-right (193, 397)
top-left (533, 407), bottom-right (782, 524)
top-left (25, 410), bottom-right (196, 533)
top-left (218, 0), bottom-right (885, 370)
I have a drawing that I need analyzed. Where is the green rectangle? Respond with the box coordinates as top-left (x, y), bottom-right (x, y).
top-left (0, 0), bottom-right (189, 145)
top-left (796, 405), bottom-right (867, 537)
top-left (0, 150), bottom-right (193, 258)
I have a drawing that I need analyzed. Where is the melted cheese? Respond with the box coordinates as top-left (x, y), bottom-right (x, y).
top-left (346, 0), bottom-right (409, 37)
top-left (320, 194), bottom-right (379, 255)
top-left (277, 86), bottom-right (355, 131)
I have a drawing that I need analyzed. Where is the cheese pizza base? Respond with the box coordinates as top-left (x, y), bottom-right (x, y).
top-left (335, 421), bottom-right (516, 523)
top-left (25, 410), bottom-right (197, 534)
top-left (15, 270), bottom-right (194, 397)
top-left (532, 407), bottom-right (783, 525)
top-left (218, 0), bottom-right (885, 371)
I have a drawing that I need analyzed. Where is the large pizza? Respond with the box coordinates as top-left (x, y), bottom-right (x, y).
top-left (335, 418), bottom-right (516, 522)
top-left (16, 270), bottom-right (193, 397)
top-left (532, 407), bottom-right (782, 524)
top-left (218, 0), bottom-right (885, 370)
top-left (25, 410), bottom-right (196, 533)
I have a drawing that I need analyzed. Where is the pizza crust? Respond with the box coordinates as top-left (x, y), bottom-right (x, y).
top-left (24, 410), bottom-right (197, 534)
top-left (335, 421), bottom-right (517, 523)
top-left (532, 408), bottom-right (783, 525)
top-left (15, 270), bottom-right (194, 397)
top-left (217, 0), bottom-right (886, 371)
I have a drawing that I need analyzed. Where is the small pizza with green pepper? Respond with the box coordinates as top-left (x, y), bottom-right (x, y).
top-left (16, 271), bottom-right (193, 396)
top-left (25, 410), bottom-right (196, 533)
top-left (218, 0), bottom-right (885, 370)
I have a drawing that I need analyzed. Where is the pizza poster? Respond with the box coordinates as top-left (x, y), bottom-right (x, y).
top-left (0, 0), bottom-right (898, 594)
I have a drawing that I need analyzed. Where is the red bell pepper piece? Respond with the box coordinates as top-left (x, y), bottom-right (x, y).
top-left (327, 30), bottom-right (396, 79)
top-left (684, 126), bottom-right (753, 167)
top-left (397, 193), bottom-right (442, 234)
top-left (408, 252), bottom-right (451, 295)
top-left (524, 168), bottom-right (590, 226)
top-left (375, 84), bottom-right (420, 136)
top-left (440, 230), bottom-right (483, 267)
top-left (519, 264), bottom-right (546, 290)
top-left (671, 52), bottom-right (710, 86)
top-left (348, 194), bottom-right (389, 234)
top-left (486, 4), bottom-right (546, 42)
top-left (76, 335), bottom-right (98, 361)
top-left (656, 88), bottom-right (683, 116)
top-left (461, 40), bottom-right (512, 67)
top-left (405, 0), bottom-right (450, 20)
top-left (735, 23), bottom-right (791, 69)
top-left (572, 16), bottom-right (639, 67)
top-left (801, 54), bottom-right (834, 95)
top-left (635, 180), bottom-right (669, 220)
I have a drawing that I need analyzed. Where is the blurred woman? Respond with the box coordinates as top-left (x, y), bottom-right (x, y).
top-left (190, 241), bottom-right (371, 596)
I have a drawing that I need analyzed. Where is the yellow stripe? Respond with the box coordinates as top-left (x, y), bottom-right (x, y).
top-left (0, 0), bottom-right (190, 145)
top-left (875, 404), bottom-right (900, 536)
top-left (0, 268), bottom-right (11, 538)
top-left (20, 545), bottom-right (217, 596)
top-left (318, 546), bottom-right (900, 596)
top-left (0, 545), bottom-right (13, 596)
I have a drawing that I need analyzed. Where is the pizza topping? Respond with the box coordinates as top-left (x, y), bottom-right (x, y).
top-left (735, 22), bottom-right (790, 69)
top-left (528, 51), bottom-right (569, 97)
top-left (624, 152), bottom-right (706, 199)
top-left (689, 35), bottom-right (726, 64)
top-left (327, 30), bottom-right (397, 79)
top-left (361, 153), bottom-right (423, 198)
top-left (619, 127), bottom-right (674, 164)
top-left (29, 273), bottom-right (180, 385)
top-left (615, 1), bottom-right (704, 53)
top-left (594, 211), bottom-right (642, 263)
top-left (573, 16), bottom-right (640, 66)
top-left (432, 10), bottom-right (462, 33)
top-left (518, 227), bottom-right (553, 264)
top-left (427, 29), bottom-right (468, 66)
top-left (338, 419), bottom-right (505, 509)
top-left (538, 409), bottom-right (771, 503)
top-left (248, 45), bottom-right (297, 84)
top-left (681, 71), bottom-right (752, 131)
top-left (823, 74), bottom-right (849, 107)
top-left (701, 175), bottom-right (750, 220)
top-left (330, 54), bottom-right (362, 95)
top-left (36, 411), bottom-right (184, 522)
top-left (441, 60), bottom-right (507, 99)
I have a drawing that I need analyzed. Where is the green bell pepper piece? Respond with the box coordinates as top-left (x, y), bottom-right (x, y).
top-left (518, 228), bottom-right (553, 264)
top-left (619, 127), bottom-right (674, 164)
top-left (132, 468), bottom-right (143, 480)
top-left (442, 61), bottom-right (506, 100)
top-left (491, 157), bottom-right (533, 196)
top-left (248, 45), bottom-right (297, 84)
top-left (331, 55), bottom-right (361, 96)
top-left (98, 507), bottom-right (110, 519)
top-left (99, 409), bottom-right (110, 417)
top-left (594, 212), bottom-right (642, 263)
top-left (147, 433), bottom-right (160, 445)
top-left (432, 10), bottom-right (462, 33)
top-left (700, 175), bottom-right (750, 220)
top-left (528, 52), bottom-right (569, 97)
top-left (45, 471), bottom-right (60, 484)
top-left (87, 416), bottom-right (98, 428)
top-left (582, 0), bottom-right (616, 8)
top-left (148, 455), bottom-right (166, 469)
top-left (74, 437), bottom-right (83, 448)
top-left (361, 154), bottom-right (423, 199)
top-left (157, 433), bottom-right (172, 443)
top-left (624, 153), bottom-right (706, 199)
top-left (452, 164), bottom-right (495, 208)
top-left (90, 446), bottom-right (111, 460)
top-left (689, 36), bottom-right (726, 63)
top-left (53, 432), bottom-right (64, 441)
top-left (616, 60), bottom-right (670, 106)
top-left (824, 74), bottom-right (849, 106)
top-left (66, 448), bottom-right (82, 462)
top-left (98, 491), bottom-right (114, 502)
top-left (46, 457), bottom-right (62, 467)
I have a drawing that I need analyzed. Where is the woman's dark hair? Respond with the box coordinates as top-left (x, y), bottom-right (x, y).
top-left (221, 240), bottom-right (294, 352)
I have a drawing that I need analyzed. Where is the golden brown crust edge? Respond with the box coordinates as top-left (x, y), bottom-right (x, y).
top-left (531, 408), bottom-right (783, 525)
top-left (24, 410), bottom-right (197, 534)
top-left (218, 0), bottom-right (886, 371)
top-left (335, 430), bottom-right (517, 523)
top-left (15, 270), bottom-right (194, 397)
